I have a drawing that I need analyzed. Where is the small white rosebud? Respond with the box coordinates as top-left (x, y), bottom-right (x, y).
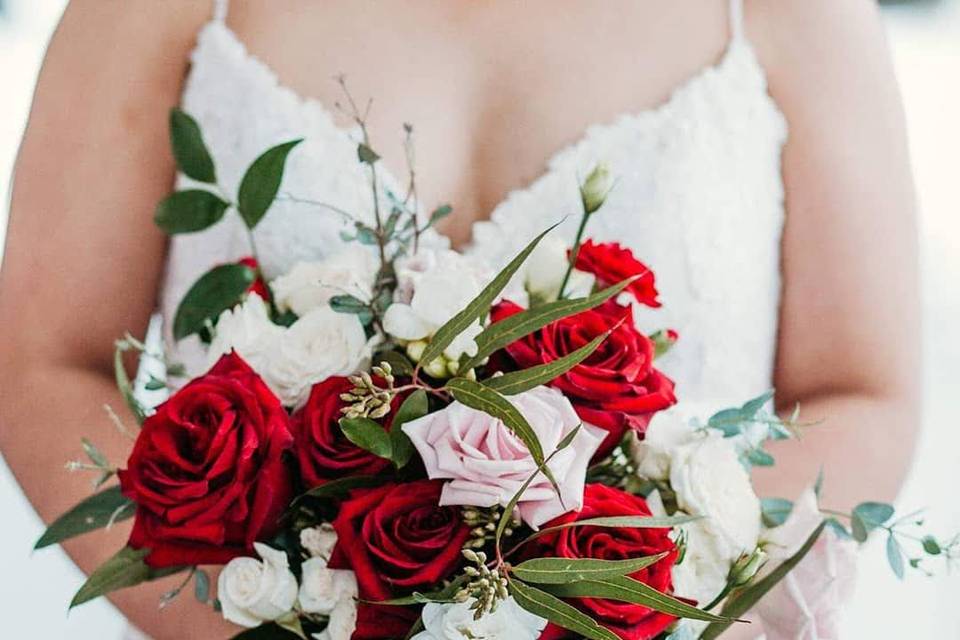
top-left (580, 163), bottom-right (613, 214)
top-left (730, 548), bottom-right (768, 587)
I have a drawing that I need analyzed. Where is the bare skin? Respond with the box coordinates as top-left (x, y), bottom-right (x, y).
top-left (0, 1), bottom-right (919, 639)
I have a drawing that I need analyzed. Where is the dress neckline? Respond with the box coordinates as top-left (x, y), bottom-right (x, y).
top-left (192, 17), bottom-right (773, 249)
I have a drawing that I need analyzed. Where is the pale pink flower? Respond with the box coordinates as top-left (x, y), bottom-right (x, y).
top-left (402, 386), bottom-right (604, 528)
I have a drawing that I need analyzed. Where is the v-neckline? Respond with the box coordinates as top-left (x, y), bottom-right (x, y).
top-left (197, 19), bottom-right (755, 250)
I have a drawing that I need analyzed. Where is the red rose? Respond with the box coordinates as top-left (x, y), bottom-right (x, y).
top-left (574, 240), bottom-right (661, 308)
top-left (291, 377), bottom-right (394, 488)
top-left (328, 480), bottom-right (471, 602)
top-left (524, 484), bottom-right (679, 640)
top-left (491, 300), bottom-right (676, 459)
top-left (237, 256), bottom-right (271, 301)
top-left (118, 352), bottom-right (293, 567)
top-left (352, 602), bottom-right (421, 640)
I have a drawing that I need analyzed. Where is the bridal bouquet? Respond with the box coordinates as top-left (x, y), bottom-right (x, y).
top-left (37, 97), bottom-right (956, 640)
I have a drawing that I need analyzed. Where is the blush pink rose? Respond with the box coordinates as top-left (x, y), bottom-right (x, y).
top-left (402, 386), bottom-right (604, 528)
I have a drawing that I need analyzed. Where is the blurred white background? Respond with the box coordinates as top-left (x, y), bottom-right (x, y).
top-left (1, 1), bottom-right (958, 637)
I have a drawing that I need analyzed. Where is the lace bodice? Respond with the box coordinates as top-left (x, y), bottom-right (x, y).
top-left (160, 0), bottom-right (788, 411)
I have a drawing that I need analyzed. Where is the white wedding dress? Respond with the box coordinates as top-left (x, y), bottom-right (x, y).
top-left (140, 0), bottom-right (787, 637)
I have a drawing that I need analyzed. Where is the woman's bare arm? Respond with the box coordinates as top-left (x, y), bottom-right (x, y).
top-left (750, 0), bottom-right (920, 510)
top-left (0, 2), bottom-right (234, 637)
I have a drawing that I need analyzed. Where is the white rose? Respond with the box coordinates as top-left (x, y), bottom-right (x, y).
top-left (383, 249), bottom-right (493, 360)
top-left (312, 597), bottom-right (359, 640)
top-left (267, 306), bottom-right (373, 407)
top-left (209, 298), bottom-right (374, 408)
top-left (271, 251), bottom-right (379, 317)
top-left (628, 409), bottom-right (696, 481)
top-left (300, 524), bottom-right (338, 559)
top-left (410, 596), bottom-right (547, 640)
top-left (524, 236), bottom-right (594, 302)
top-left (218, 543), bottom-right (298, 628)
top-left (298, 557), bottom-right (358, 616)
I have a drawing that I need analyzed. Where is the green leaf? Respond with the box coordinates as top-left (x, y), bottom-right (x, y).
top-left (427, 204), bottom-right (453, 228)
top-left (237, 139), bottom-right (303, 229)
top-left (445, 378), bottom-right (544, 466)
top-left (391, 390), bottom-right (428, 468)
top-left (290, 475), bottom-right (385, 509)
top-left (886, 533), bottom-right (905, 579)
top-left (746, 448), bottom-right (775, 467)
top-left (81, 438), bottom-right (109, 468)
top-left (509, 580), bottom-right (621, 640)
top-left (70, 547), bottom-right (184, 608)
top-left (194, 569), bottom-right (210, 603)
top-left (741, 390), bottom-right (775, 417)
top-left (511, 555), bottom-right (668, 584)
top-left (851, 513), bottom-right (869, 543)
top-left (853, 502), bottom-right (895, 531)
top-left (169, 109), bottom-right (216, 183)
top-left (339, 417), bottom-right (393, 460)
top-left (760, 498), bottom-right (794, 528)
top-left (230, 623), bottom-right (302, 639)
top-left (114, 343), bottom-right (146, 424)
top-left (375, 350), bottom-right (415, 377)
top-left (699, 521), bottom-right (826, 640)
top-left (154, 190), bottom-right (230, 234)
top-left (35, 486), bottom-right (134, 549)
top-left (543, 576), bottom-right (729, 623)
top-left (524, 515), bottom-right (701, 546)
top-left (461, 278), bottom-right (634, 372)
top-left (366, 576), bottom-right (469, 607)
top-left (922, 535), bottom-right (942, 555)
top-left (172, 263), bottom-right (256, 340)
top-left (329, 294), bottom-right (373, 326)
top-left (357, 143), bottom-right (380, 164)
top-left (421, 224), bottom-right (559, 367)
top-left (485, 331), bottom-right (608, 395)
top-left (825, 517), bottom-right (852, 541)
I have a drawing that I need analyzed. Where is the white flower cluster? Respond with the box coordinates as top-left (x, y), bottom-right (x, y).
top-left (410, 596), bottom-right (547, 640)
top-left (218, 528), bottom-right (358, 640)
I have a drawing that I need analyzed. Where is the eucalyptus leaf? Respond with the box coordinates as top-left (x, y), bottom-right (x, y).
top-left (427, 204), bottom-right (453, 228)
top-left (35, 486), bottom-right (134, 549)
top-left (524, 514), bottom-right (701, 546)
top-left (390, 390), bottom-right (428, 468)
top-left (512, 555), bottom-right (668, 584)
top-left (760, 498), bottom-right (794, 528)
top-left (542, 575), bottom-right (729, 623)
top-left (461, 278), bottom-right (634, 372)
top-left (237, 139), bottom-right (303, 229)
top-left (194, 568), bottom-right (210, 603)
top-left (509, 580), bottom-right (621, 640)
top-left (699, 521), bottom-right (826, 640)
top-left (745, 448), bottom-right (775, 467)
top-left (922, 535), bottom-right (942, 555)
top-left (169, 109), bottom-right (216, 183)
top-left (851, 513), bottom-right (869, 543)
top-left (484, 331), bottom-right (608, 395)
top-left (70, 547), bottom-right (184, 608)
top-left (741, 390), bottom-right (775, 417)
top-left (172, 263), bottom-right (256, 340)
top-left (339, 417), bottom-right (393, 460)
top-left (420, 224), bottom-right (559, 367)
top-left (853, 502), bottom-right (895, 531)
top-left (154, 190), bottom-right (230, 234)
top-left (886, 533), bottom-right (905, 579)
top-left (825, 517), bottom-right (853, 541)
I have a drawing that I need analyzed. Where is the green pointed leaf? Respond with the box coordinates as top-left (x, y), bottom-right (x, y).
top-left (485, 331), bottom-right (608, 395)
top-left (922, 535), bottom-right (942, 556)
top-left (760, 498), bottom-right (794, 528)
top-left (237, 140), bottom-right (303, 229)
top-left (521, 514), bottom-right (701, 547)
top-left (825, 517), bottom-right (853, 541)
top-left (427, 204), bottom-right (453, 228)
top-left (357, 143), bottom-right (380, 164)
top-left (375, 350), bottom-right (415, 377)
top-left (70, 547), bottom-right (184, 608)
top-left (114, 343), bottom-right (146, 424)
top-left (172, 263), bottom-right (256, 340)
top-left (169, 109), bottom-right (216, 183)
top-left (35, 486), bottom-right (134, 549)
top-left (154, 190), bottom-right (230, 234)
top-left (421, 224), bottom-right (559, 367)
top-left (461, 278), bottom-right (635, 372)
top-left (509, 580), bottom-right (621, 640)
top-left (741, 390), bottom-right (775, 417)
top-left (339, 417), bottom-right (392, 460)
top-left (543, 575), bottom-right (730, 623)
top-left (366, 576), bottom-right (469, 607)
top-left (391, 390), bottom-right (428, 468)
top-left (851, 513), bottom-right (869, 543)
top-left (512, 555), bottom-right (668, 584)
top-left (886, 533), bottom-right (905, 579)
top-left (81, 438), bottom-right (109, 468)
top-left (699, 521), bottom-right (826, 640)
top-left (290, 475), bottom-right (385, 509)
top-left (194, 569), bottom-right (210, 603)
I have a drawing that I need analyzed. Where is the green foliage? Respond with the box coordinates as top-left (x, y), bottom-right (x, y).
top-left (420, 224), bottom-right (558, 367)
top-left (172, 263), bottom-right (256, 340)
top-left (760, 498), bottom-right (794, 528)
top-left (887, 533), bottom-right (906, 579)
top-left (237, 140), bottom-right (303, 229)
top-left (707, 390), bottom-right (774, 437)
top-left (70, 547), bottom-right (184, 608)
top-left (484, 331), bottom-right (608, 395)
top-left (329, 294), bottom-right (373, 326)
top-left (851, 502), bottom-right (895, 543)
top-left (390, 390), bottom-right (428, 468)
top-left (35, 486), bottom-right (133, 549)
top-left (154, 190), bottom-right (230, 234)
top-left (357, 143), bottom-right (380, 164)
top-left (509, 580), bottom-right (621, 640)
top-left (339, 417), bottom-right (393, 460)
top-left (194, 569), bottom-right (211, 604)
top-left (290, 475), bottom-right (386, 509)
top-left (169, 109), bottom-right (216, 183)
top-left (511, 555), bottom-right (667, 584)
top-left (114, 340), bottom-right (146, 424)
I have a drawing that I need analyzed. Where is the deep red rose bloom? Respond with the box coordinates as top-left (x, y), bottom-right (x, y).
top-left (352, 603), bottom-right (420, 640)
top-left (118, 352), bottom-right (294, 567)
top-left (237, 256), bottom-right (271, 301)
top-left (491, 300), bottom-right (676, 459)
top-left (291, 377), bottom-right (396, 488)
top-left (328, 480), bottom-right (472, 602)
top-left (574, 240), bottom-right (661, 308)
top-left (525, 484), bottom-right (679, 640)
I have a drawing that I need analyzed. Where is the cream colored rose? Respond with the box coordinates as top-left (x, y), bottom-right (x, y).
top-left (218, 543), bottom-right (298, 628)
top-left (410, 596), bottom-right (546, 640)
top-left (271, 251), bottom-right (379, 317)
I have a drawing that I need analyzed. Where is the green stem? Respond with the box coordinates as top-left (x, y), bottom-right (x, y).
top-left (557, 207), bottom-right (590, 299)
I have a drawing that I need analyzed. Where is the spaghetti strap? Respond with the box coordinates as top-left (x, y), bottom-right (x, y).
top-left (729, 0), bottom-right (745, 41)
top-left (213, 0), bottom-right (229, 23)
